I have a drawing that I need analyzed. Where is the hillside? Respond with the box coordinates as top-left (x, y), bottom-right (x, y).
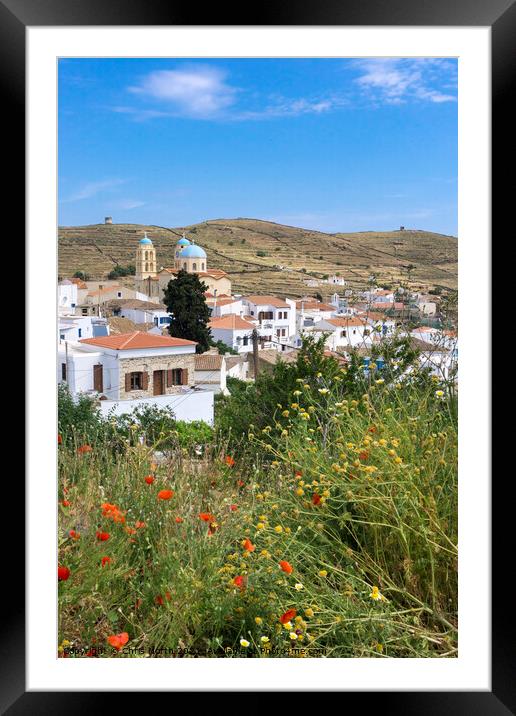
top-left (58, 219), bottom-right (457, 297)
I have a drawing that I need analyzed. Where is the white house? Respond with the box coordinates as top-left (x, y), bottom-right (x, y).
top-left (241, 295), bottom-right (296, 350)
top-left (295, 299), bottom-right (336, 326)
top-left (58, 316), bottom-right (109, 342)
top-left (315, 316), bottom-right (374, 351)
top-left (107, 299), bottom-right (171, 329)
top-left (209, 315), bottom-right (256, 353)
top-left (57, 331), bottom-right (214, 424)
top-left (58, 280), bottom-right (78, 315)
top-left (206, 296), bottom-right (244, 318)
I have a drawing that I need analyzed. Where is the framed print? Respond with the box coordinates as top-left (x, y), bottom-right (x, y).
top-left (4, 0), bottom-right (509, 709)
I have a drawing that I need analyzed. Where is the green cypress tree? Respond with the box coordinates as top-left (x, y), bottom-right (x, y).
top-left (163, 270), bottom-right (212, 353)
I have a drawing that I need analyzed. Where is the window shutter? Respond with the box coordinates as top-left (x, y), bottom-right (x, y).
top-left (142, 372), bottom-right (149, 390)
top-left (181, 369), bottom-right (188, 385)
top-left (125, 373), bottom-right (132, 391)
top-left (167, 369), bottom-right (173, 387)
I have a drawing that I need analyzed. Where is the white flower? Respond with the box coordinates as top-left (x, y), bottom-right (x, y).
top-left (294, 583), bottom-right (304, 591)
top-left (240, 639), bottom-right (250, 648)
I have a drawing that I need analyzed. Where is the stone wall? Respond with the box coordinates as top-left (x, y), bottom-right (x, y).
top-left (119, 353), bottom-right (196, 400)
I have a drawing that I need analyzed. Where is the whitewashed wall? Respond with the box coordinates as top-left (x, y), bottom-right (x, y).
top-left (98, 390), bottom-right (214, 424)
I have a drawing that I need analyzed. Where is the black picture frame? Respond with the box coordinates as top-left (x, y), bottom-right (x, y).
top-left (8, 0), bottom-right (506, 710)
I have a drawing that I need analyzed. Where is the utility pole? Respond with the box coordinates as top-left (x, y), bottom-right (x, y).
top-left (64, 341), bottom-right (69, 385)
top-left (252, 328), bottom-right (259, 379)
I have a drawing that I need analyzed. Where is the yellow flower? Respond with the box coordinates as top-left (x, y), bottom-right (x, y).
top-left (369, 586), bottom-right (385, 601)
top-left (293, 390), bottom-right (302, 396)
top-left (318, 388), bottom-right (330, 395)
top-left (274, 525), bottom-right (283, 533)
top-left (255, 617), bottom-right (263, 625)
top-left (296, 488), bottom-right (304, 496)
top-left (260, 636), bottom-right (270, 643)
top-left (305, 608), bottom-right (314, 618)
top-left (289, 632), bottom-right (298, 640)
top-left (256, 522), bottom-right (265, 530)
top-left (240, 639), bottom-right (250, 648)
top-left (282, 410), bottom-right (290, 417)
top-left (283, 621), bottom-right (292, 630)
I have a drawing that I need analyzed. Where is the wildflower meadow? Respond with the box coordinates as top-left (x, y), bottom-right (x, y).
top-left (58, 337), bottom-right (457, 658)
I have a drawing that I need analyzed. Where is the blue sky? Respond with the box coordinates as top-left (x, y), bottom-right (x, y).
top-left (58, 58), bottom-right (457, 235)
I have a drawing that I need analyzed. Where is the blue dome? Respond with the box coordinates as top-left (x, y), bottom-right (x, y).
top-left (139, 233), bottom-right (152, 245)
top-left (180, 244), bottom-right (207, 259)
top-left (177, 237), bottom-right (191, 246)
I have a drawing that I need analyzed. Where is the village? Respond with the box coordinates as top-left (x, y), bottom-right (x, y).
top-left (58, 227), bottom-right (458, 426)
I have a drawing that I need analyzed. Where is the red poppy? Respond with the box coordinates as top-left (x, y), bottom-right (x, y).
top-left (101, 556), bottom-right (112, 567)
top-left (199, 512), bottom-right (214, 522)
top-left (61, 500), bottom-right (71, 507)
top-left (144, 475), bottom-right (155, 485)
top-left (101, 503), bottom-right (126, 524)
top-left (237, 480), bottom-right (245, 488)
top-left (96, 531), bottom-right (110, 542)
top-left (229, 504), bottom-right (238, 512)
top-left (125, 526), bottom-right (137, 535)
top-left (158, 489), bottom-right (174, 500)
top-left (135, 521), bottom-right (146, 529)
top-left (359, 451), bottom-right (369, 462)
top-left (280, 608), bottom-right (297, 624)
top-left (175, 516), bottom-right (184, 524)
top-left (69, 529), bottom-right (80, 540)
top-left (107, 632), bottom-right (129, 650)
top-left (58, 434), bottom-right (63, 445)
top-left (368, 426), bottom-right (377, 434)
top-left (134, 598), bottom-right (143, 610)
top-left (165, 591), bottom-right (172, 601)
top-left (233, 575), bottom-right (246, 589)
top-left (58, 566), bottom-right (70, 581)
top-left (155, 595), bottom-right (164, 606)
top-left (279, 560), bottom-right (293, 575)
top-left (225, 455), bottom-right (235, 467)
top-left (243, 538), bottom-right (255, 552)
top-left (312, 493), bottom-right (322, 506)
top-left (77, 444), bottom-right (93, 454)
top-left (295, 471), bottom-right (302, 477)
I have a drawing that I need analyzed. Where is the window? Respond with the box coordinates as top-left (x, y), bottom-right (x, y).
top-left (71, 303), bottom-right (76, 308)
top-left (131, 372), bottom-right (143, 390)
top-left (167, 368), bottom-right (183, 386)
top-left (82, 308), bottom-right (88, 315)
top-left (281, 329), bottom-right (286, 337)
top-left (60, 334), bottom-right (65, 341)
top-left (61, 363), bottom-right (66, 380)
top-left (364, 329), bottom-right (371, 336)
top-left (117, 292), bottom-right (122, 298)
top-left (243, 336), bottom-right (249, 346)
top-left (202, 263), bottom-right (205, 270)
top-left (341, 330), bottom-right (347, 337)
top-left (193, 263), bottom-right (197, 271)
top-left (78, 329), bottom-right (82, 338)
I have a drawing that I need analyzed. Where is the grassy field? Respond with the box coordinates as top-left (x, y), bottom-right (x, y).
top-left (58, 346), bottom-right (457, 659)
top-left (58, 219), bottom-right (457, 298)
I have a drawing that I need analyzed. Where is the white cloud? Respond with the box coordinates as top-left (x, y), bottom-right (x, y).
top-left (353, 59), bottom-right (457, 105)
top-left (128, 66), bottom-right (237, 119)
top-left (61, 178), bottom-right (128, 203)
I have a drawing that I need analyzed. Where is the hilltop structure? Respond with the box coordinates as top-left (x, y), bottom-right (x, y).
top-left (134, 232), bottom-right (231, 300)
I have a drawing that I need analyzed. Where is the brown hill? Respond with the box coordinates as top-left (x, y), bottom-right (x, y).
top-left (58, 218), bottom-right (457, 298)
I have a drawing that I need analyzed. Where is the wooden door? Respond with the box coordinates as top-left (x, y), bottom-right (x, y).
top-left (153, 370), bottom-right (164, 396)
top-left (93, 364), bottom-right (103, 393)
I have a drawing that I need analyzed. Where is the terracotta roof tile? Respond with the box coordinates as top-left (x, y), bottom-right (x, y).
top-left (210, 315), bottom-right (255, 330)
top-left (79, 331), bottom-right (197, 350)
top-left (244, 295), bottom-right (290, 308)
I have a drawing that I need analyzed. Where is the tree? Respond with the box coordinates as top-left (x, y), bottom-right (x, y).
top-left (163, 270), bottom-right (212, 353)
